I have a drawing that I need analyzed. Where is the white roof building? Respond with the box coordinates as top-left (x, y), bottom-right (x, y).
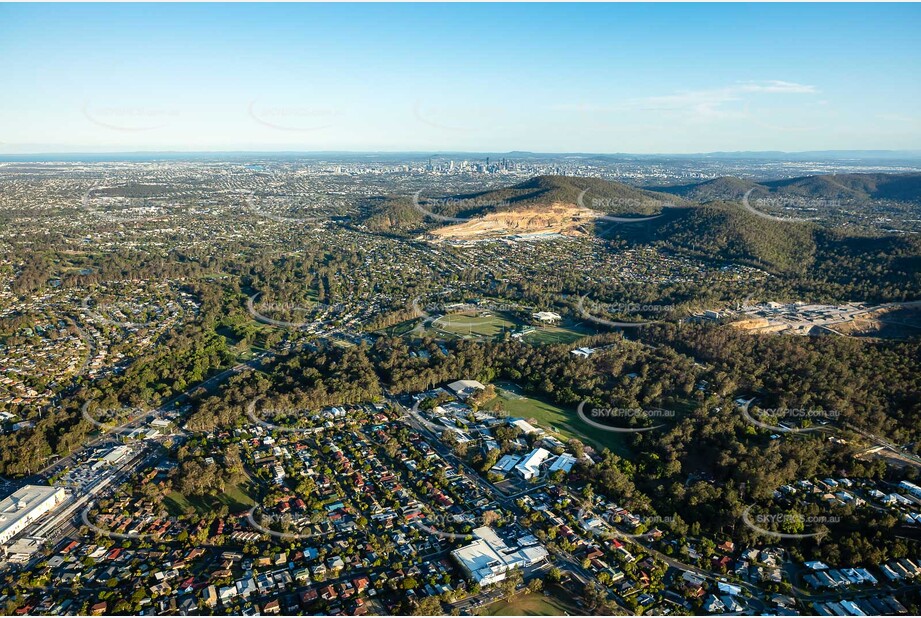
top-left (447, 379), bottom-right (486, 399)
top-left (0, 485), bottom-right (67, 545)
top-left (515, 447), bottom-right (552, 480)
top-left (93, 445), bottom-right (131, 470)
top-left (235, 577), bottom-right (258, 598)
top-left (717, 581), bottom-right (743, 597)
top-left (491, 455), bottom-right (521, 474)
top-left (703, 595), bottom-right (725, 613)
top-left (5, 536), bottom-right (43, 564)
top-left (218, 585), bottom-right (238, 601)
top-left (510, 419), bottom-right (542, 436)
top-left (899, 480), bottom-right (921, 498)
top-left (532, 311), bottom-right (562, 323)
top-left (451, 527), bottom-right (548, 586)
top-left (548, 453), bottom-right (578, 474)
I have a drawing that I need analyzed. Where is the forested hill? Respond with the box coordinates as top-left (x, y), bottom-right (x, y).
top-left (359, 175), bottom-right (678, 233)
top-left (606, 201), bottom-right (921, 283)
top-left (614, 202), bottom-right (819, 273)
top-left (358, 173), bottom-right (921, 287)
top-left (651, 172), bottom-right (921, 203)
top-left (441, 175), bottom-right (679, 214)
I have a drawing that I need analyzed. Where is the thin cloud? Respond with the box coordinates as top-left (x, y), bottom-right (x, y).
top-left (638, 81), bottom-right (818, 117)
top-left (737, 80), bottom-right (818, 94)
top-left (553, 80), bottom-right (819, 121)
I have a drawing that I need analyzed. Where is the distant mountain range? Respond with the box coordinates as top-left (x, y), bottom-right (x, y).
top-left (3, 149), bottom-right (921, 162)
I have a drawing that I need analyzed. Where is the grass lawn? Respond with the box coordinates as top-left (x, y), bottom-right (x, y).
top-left (480, 591), bottom-right (581, 616)
top-left (487, 382), bottom-right (632, 458)
top-left (376, 318), bottom-right (420, 337)
top-left (165, 480), bottom-right (257, 516)
top-left (521, 322), bottom-right (593, 345)
top-left (234, 343), bottom-right (268, 361)
top-left (431, 311), bottom-right (521, 339)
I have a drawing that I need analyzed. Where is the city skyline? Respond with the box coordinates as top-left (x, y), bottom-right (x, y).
top-left (1, 2), bottom-right (920, 154)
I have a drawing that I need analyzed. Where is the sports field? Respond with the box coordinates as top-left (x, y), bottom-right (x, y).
top-left (479, 591), bottom-right (581, 616)
top-left (521, 323), bottom-right (593, 345)
top-left (431, 311), bottom-right (520, 339)
top-left (488, 382), bottom-right (632, 458)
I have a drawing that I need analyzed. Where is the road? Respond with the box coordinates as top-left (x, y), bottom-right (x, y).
top-left (845, 422), bottom-right (921, 468)
top-left (399, 397), bottom-right (514, 510)
top-left (12, 443), bottom-right (161, 573)
top-left (29, 355), bottom-right (267, 484)
top-left (739, 397), bottom-right (921, 470)
top-left (1, 353), bottom-right (275, 569)
top-left (393, 394), bottom-right (636, 614)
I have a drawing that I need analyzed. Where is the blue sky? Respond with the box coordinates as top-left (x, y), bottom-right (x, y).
top-left (1, 3), bottom-right (919, 154)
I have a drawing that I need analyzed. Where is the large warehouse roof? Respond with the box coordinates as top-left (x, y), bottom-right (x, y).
top-left (0, 485), bottom-right (65, 541)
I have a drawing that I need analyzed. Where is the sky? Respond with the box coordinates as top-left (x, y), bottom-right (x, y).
top-left (0, 2), bottom-right (919, 154)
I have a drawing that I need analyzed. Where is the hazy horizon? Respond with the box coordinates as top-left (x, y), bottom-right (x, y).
top-left (3, 148), bottom-right (921, 159)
